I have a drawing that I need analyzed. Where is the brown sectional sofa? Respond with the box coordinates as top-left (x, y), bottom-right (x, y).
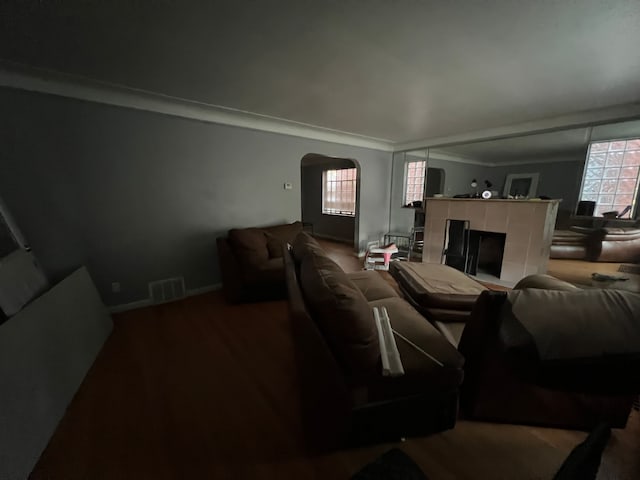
top-left (284, 232), bottom-right (464, 446)
top-left (441, 274), bottom-right (640, 429)
top-left (551, 226), bottom-right (640, 262)
top-left (217, 221), bottom-right (303, 303)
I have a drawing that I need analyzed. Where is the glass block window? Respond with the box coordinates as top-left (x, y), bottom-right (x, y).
top-left (579, 138), bottom-right (640, 217)
top-left (404, 161), bottom-right (426, 206)
top-left (322, 168), bottom-right (357, 216)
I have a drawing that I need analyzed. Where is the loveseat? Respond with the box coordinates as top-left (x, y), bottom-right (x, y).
top-left (551, 226), bottom-right (640, 263)
top-left (217, 221), bottom-right (303, 303)
top-left (284, 232), bottom-right (464, 446)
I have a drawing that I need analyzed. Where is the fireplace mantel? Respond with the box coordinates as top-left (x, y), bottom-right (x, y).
top-left (423, 198), bottom-right (560, 283)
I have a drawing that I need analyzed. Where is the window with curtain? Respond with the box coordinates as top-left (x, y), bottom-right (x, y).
top-left (578, 138), bottom-right (640, 217)
top-left (404, 160), bottom-right (426, 205)
top-left (322, 168), bottom-right (357, 216)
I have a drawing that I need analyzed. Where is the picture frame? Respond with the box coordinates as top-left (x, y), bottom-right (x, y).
top-left (503, 173), bottom-right (539, 198)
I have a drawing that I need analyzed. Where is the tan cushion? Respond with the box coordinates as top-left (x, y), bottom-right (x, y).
top-left (346, 270), bottom-right (399, 301)
top-left (263, 222), bottom-right (304, 258)
top-left (503, 289), bottom-right (640, 362)
top-left (513, 274), bottom-right (580, 291)
top-left (228, 228), bottom-right (268, 267)
top-left (434, 321), bottom-right (466, 347)
top-left (390, 262), bottom-right (486, 311)
top-left (292, 232), bottom-right (326, 263)
top-left (300, 253), bottom-right (379, 377)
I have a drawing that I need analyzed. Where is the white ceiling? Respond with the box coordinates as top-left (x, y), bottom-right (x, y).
top-left (430, 128), bottom-right (591, 165)
top-left (421, 118), bottom-right (640, 165)
top-left (1, 0), bottom-right (640, 144)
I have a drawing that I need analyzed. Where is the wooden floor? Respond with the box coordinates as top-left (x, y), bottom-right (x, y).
top-left (31, 242), bottom-right (640, 479)
top-left (548, 258), bottom-right (640, 293)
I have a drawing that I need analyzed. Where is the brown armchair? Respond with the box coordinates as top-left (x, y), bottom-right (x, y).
top-left (216, 221), bottom-right (303, 303)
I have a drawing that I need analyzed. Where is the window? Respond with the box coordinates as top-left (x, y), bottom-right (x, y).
top-left (579, 138), bottom-right (640, 217)
top-left (322, 168), bottom-right (357, 216)
top-left (404, 160), bottom-right (426, 205)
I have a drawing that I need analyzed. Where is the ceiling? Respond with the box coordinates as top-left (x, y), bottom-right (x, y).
top-left (429, 128), bottom-right (591, 165)
top-left (2, 0), bottom-right (640, 144)
top-left (422, 118), bottom-right (640, 165)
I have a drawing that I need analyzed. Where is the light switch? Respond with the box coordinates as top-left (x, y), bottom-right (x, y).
top-left (284, 182), bottom-right (293, 190)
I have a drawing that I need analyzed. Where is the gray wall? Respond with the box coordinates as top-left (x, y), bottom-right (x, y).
top-left (427, 157), bottom-right (492, 198)
top-left (0, 88), bottom-right (392, 306)
top-left (301, 157), bottom-right (356, 243)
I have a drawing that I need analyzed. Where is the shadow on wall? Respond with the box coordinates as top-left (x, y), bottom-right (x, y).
top-left (300, 154), bottom-right (359, 249)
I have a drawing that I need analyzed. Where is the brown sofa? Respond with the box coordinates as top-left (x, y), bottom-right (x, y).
top-left (551, 227), bottom-right (640, 262)
top-left (284, 232), bottom-right (464, 446)
top-left (441, 274), bottom-right (640, 429)
top-left (217, 221), bottom-right (303, 303)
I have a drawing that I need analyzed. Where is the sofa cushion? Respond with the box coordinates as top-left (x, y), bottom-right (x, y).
top-left (390, 262), bottom-right (487, 313)
top-left (228, 227), bottom-right (269, 267)
top-left (263, 222), bottom-right (304, 258)
top-left (513, 274), bottom-right (580, 291)
top-left (498, 288), bottom-right (640, 392)
top-left (292, 231), bottom-right (326, 263)
top-left (346, 270), bottom-right (399, 301)
top-left (244, 258), bottom-right (285, 285)
top-left (300, 253), bottom-right (379, 377)
top-left (366, 297), bottom-right (464, 400)
top-left (502, 289), bottom-right (640, 363)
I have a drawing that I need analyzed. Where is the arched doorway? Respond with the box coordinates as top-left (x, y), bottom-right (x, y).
top-left (300, 153), bottom-right (359, 249)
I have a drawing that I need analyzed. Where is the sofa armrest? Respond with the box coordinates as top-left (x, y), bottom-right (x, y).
top-left (513, 274), bottom-right (580, 291)
top-left (216, 237), bottom-right (244, 303)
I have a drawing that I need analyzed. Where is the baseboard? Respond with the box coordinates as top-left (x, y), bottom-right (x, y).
top-left (187, 283), bottom-right (222, 296)
top-left (108, 283), bottom-right (222, 313)
top-left (108, 298), bottom-right (152, 314)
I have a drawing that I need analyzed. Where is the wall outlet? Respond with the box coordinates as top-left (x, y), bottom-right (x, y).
top-left (111, 282), bottom-right (121, 293)
top-left (284, 182), bottom-right (293, 190)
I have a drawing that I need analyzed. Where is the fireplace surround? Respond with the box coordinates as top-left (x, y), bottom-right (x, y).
top-left (423, 198), bottom-right (560, 284)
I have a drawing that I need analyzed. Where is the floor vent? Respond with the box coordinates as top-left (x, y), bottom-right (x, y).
top-left (148, 277), bottom-right (186, 304)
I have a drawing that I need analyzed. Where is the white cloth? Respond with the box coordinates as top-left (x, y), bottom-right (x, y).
top-left (373, 306), bottom-right (405, 377)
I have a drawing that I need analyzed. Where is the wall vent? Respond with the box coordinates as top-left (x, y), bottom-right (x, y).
top-left (148, 277), bottom-right (186, 304)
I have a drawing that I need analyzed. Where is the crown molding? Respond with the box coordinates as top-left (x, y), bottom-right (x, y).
top-left (395, 104), bottom-right (640, 152)
top-left (0, 62), bottom-right (394, 152)
top-left (3, 61), bottom-right (639, 157)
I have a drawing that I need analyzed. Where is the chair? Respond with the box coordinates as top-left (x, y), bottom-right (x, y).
top-left (441, 219), bottom-right (470, 273)
top-left (408, 227), bottom-right (424, 261)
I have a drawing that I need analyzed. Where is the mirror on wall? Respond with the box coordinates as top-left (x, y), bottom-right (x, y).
top-left (388, 118), bottom-right (640, 233)
top-left (406, 120), bottom-right (640, 226)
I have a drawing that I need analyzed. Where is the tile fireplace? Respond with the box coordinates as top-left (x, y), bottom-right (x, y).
top-left (423, 198), bottom-right (560, 284)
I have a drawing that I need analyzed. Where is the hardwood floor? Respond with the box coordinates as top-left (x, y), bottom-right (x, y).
top-left (31, 290), bottom-right (640, 479)
top-left (548, 258), bottom-right (640, 293)
top-left (31, 241), bottom-right (640, 479)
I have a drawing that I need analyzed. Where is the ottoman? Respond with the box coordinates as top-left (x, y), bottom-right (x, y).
top-left (389, 262), bottom-right (487, 323)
